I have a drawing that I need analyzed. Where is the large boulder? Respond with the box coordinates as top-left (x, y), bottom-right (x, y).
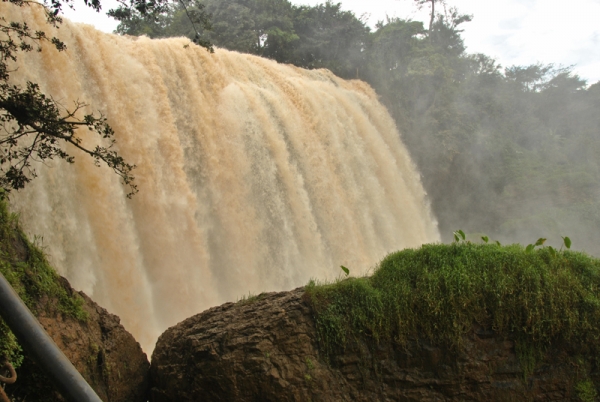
top-left (151, 287), bottom-right (594, 401)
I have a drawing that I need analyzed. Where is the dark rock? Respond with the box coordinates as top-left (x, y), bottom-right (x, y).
top-left (6, 277), bottom-right (149, 402)
top-left (151, 287), bottom-right (595, 401)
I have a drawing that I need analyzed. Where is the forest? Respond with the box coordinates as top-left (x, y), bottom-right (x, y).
top-left (115, 0), bottom-right (600, 255)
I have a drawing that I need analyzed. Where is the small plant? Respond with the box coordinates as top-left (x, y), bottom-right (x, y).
top-left (525, 235), bottom-right (572, 257)
top-left (236, 292), bottom-right (266, 305)
top-left (453, 229), bottom-right (466, 243)
top-left (305, 357), bottom-right (314, 370)
top-left (454, 230), bottom-right (502, 245)
top-left (525, 238), bottom-right (546, 253)
top-left (340, 265), bottom-right (350, 277)
top-left (456, 229), bottom-right (570, 255)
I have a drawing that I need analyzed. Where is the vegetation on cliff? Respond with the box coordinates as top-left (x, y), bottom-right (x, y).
top-left (0, 195), bottom-right (150, 402)
top-left (0, 196), bottom-right (87, 367)
top-left (306, 241), bottom-right (600, 378)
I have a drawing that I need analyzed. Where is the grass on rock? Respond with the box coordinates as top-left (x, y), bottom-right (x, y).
top-left (305, 242), bottom-right (600, 373)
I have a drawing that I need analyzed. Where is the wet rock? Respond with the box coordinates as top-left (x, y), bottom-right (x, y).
top-left (150, 287), bottom-right (595, 401)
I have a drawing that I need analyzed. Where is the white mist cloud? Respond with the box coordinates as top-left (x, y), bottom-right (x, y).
top-left (449, 0), bottom-right (600, 83)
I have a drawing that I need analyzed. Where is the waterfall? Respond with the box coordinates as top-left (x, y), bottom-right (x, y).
top-left (4, 3), bottom-right (439, 352)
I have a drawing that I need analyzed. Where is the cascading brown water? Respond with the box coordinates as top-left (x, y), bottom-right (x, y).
top-left (4, 3), bottom-right (439, 352)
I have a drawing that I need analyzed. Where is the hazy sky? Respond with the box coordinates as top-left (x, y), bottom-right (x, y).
top-left (63, 0), bottom-right (600, 84)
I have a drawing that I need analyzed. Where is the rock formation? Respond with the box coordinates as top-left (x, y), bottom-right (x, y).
top-left (0, 197), bottom-right (149, 401)
top-left (151, 287), bottom-right (597, 401)
top-left (6, 276), bottom-right (150, 402)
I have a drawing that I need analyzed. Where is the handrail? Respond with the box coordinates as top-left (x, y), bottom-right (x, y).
top-left (0, 272), bottom-right (102, 402)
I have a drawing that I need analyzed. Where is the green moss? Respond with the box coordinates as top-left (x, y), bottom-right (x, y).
top-left (0, 196), bottom-right (88, 367)
top-left (575, 379), bottom-right (598, 402)
top-left (306, 242), bottom-right (600, 374)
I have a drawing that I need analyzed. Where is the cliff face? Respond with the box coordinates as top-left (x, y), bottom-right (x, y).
top-left (0, 198), bottom-right (149, 402)
top-left (150, 287), bottom-right (597, 402)
top-left (5, 276), bottom-right (150, 402)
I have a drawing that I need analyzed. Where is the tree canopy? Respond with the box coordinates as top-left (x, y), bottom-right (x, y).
top-left (115, 0), bottom-right (370, 78)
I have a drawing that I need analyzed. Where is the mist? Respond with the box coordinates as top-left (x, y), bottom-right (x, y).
top-left (112, 0), bottom-right (599, 256)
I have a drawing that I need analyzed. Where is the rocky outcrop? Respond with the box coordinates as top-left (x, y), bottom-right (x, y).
top-left (0, 197), bottom-right (150, 402)
top-left (150, 287), bottom-right (597, 401)
top-left (6, 277), bottom-right (149, 402)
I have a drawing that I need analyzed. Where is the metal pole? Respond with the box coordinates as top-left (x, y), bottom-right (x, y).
top-left (0, 272), bottom-right (103, 402)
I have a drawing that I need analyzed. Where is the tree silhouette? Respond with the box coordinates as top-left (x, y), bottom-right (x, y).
top-left (412, 0), bottom-right (446, 31)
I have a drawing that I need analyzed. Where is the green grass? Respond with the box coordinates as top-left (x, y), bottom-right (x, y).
top-left (305, 242), bottom-right (600, 375)
top-left (0, 196), bottom-right (87, 367)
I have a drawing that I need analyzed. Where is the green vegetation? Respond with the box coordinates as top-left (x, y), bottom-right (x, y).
top-left (305, 242), bottom-right (600, 376)
top-left (0, 196), bottom-right (87, 367)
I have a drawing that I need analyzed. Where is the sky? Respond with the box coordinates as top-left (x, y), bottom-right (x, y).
top-left (63, 0), bottom-right (600, 84)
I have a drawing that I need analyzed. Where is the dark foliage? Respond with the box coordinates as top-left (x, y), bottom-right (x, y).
top-left (110, 0), bottom-right (214, 51)
top-left (115, 0), bottom-right (370, 78)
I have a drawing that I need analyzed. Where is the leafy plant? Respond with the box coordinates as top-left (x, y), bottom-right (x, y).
top-left (524, 235), bottom-right (572, 257)
top-left (525, 237), bottom-right (546, 253)
top-left (453, 229), bottom-right (466, 243)
top-left (453, 229), bottom-right (501, 245)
